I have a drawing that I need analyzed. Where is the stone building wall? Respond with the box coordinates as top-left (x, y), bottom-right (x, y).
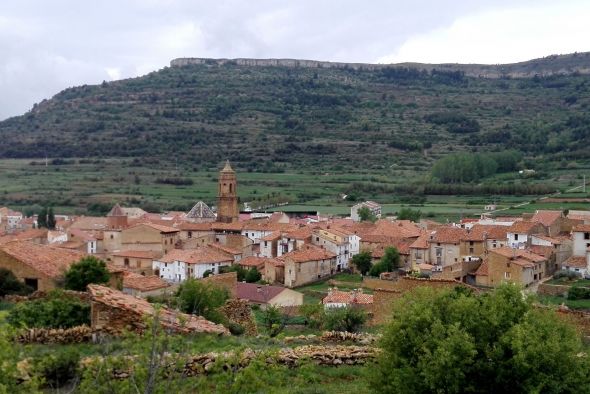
top-left (200, 271), bottom-right (237, 298)
top-left (0, 250), bottom-right (56, 291)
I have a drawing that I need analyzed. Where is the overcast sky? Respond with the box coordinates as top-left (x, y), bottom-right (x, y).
top-left (1, 0), bottom-right (589, 120)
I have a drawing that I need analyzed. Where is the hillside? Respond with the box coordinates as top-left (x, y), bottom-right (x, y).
top-left (1, 52), bottom-right (590, 174)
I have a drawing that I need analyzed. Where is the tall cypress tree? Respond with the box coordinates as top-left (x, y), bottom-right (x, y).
top-left (37, 207), bottom-right (47, 229)
top-left (47, 207), bottom-right (56, 230)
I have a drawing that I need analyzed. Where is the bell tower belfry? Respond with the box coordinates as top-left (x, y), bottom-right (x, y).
top-left (216, 160), bottom-right (239, 223)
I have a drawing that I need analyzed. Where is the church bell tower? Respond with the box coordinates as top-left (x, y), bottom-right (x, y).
top-left (216, 160), bottom-right (239, 223)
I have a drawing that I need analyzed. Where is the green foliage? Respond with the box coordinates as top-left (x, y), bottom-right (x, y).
top-left (63, 256), bottom-right (110, 291)
top-left (357, 206), bottom-right (377, 223)
top-left (36, 206), bottom-right (56, 230)
top-left (0, 268), bottom-right (33, 297)
top-left (33, 348), bottom-right (80, 388)
top-left (260, 305), bottom-right (285, 337)
top-left (228, 322), bottom-right (245, 336)
top-left (0, 331), bottom-right (40, 393)
top-left (202, 269), bottom-right (214, 278)
top-left (220, 265), bottom-right (248, 281)
top-left (244, 268), bottom-right (262, 283)
top-left (369, 284), bottom-right (590, 393)
top-left (431, 151), bottom-right (522, 183)
top-left (323, 306), bottom-right (367, 332)
top-left (396, 207), bottom-right (421, 222)
top-left (369, 247), bottom-right (399, 277)
top-left (554, 269), bottom-right (582, 281)
top-left (7, 290), bottom-right (90, 329)
top-left (351, 251), bottom-right (373, 275)
top-left (425, 111), bottom-right (480, 133)
top-left (176, 279), bottom-right (229, 324)
top-left (568, 286), bottom-right (590, 300)
top-left (299, 303), bottom-right (324, 329)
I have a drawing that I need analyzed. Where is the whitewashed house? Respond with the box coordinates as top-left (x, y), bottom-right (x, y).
top-left (153, 247), bottom-right (233, 282)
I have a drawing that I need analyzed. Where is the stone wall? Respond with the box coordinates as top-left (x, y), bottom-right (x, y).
top-left (218, 299), bottom-right (257, 335)
top-left (538, 283), bottom-right (570, 296)
top-left (362, 277), bottom-right (398, 291)
top-left (371, 288), bottom-right (402, 326)
top-left (200, 271), bottom-right (237, 298)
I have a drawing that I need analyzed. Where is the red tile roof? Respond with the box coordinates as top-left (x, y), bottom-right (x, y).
top-left (508, 221), bottom-right (542, 234)
top-left (111, 250), bottom-right (161, 259)
top-left (236, 282), bottom-right (289, 303)
top-left (410, 231), bottom-right (430, 249)
top-left (490, 247), bottom-right (546, 263)
top-left (278, 244), bottom-right (336, 263)
top-left (123, 273), bottom-right (170, 291)
top-left (563, 256), bottom-right (587, 269)
top-left (130, 222), bottom-right (179, 234)
top-left (0, 240), bottom-right (85, 278)
top-left (238, 256), bottom-right (272, 269)
top-left (158, 247), bottom-right (232, 265)
top-left (474, 260), bottom-right (489, 276)
top-left (462, 225), bottom-right (508, 241)
top-left (573, 224), bottom-right (590, 232)
top-left (531, 210), bottom-right (562, 227)
top-left (429, 226), bottom-right (467, 244)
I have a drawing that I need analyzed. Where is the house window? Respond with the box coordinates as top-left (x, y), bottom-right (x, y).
top-left (24, 278), bottom-right (38, 291)
top-left (110, 234), bottom-right (114, 239)
top-left (124, 258), bottom-right (130, 267)
top-left (507, 262), bottom-right (511, 268)
top-left (469, 241), bottom-right (474, 246)
top-left (514, 234), bottom-right (519, 241)
top-left (188, 231), bottom-right (192, 238)
top-left (585, 232), bottom-right (590, 240)
top-left (469, 248), bottom-right (474, 254)
top-left (492, 242), bottom-right (497, 248)
top-left (504, 272), bottom-right (511, 279)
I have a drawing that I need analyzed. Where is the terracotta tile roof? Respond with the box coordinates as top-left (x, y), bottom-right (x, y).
top-left (70, 216), bottom-right (108, 231)
top-left (573, 224), bottom-right (590, 232)
top-left (158, 247), bottom-right (232, 265)
top-left (261, 231), bottom-right (282, 241)
top-left (284, 226), bottom-right (313, 240)
top-left (418, 263), bottom-right (434, 270)
top-left (123, 273), bottom-right (170, 292)
top-left (130, 222), bottom-right (179, 234)
top-left (241, 220), bottom-right (298, 233)
top-left (490, 247), bottom-right (546, 263)
top-left (563, 256), bottom-right (588, 269)
top-left (211, 222), bottom-right (244, 232)
top-left (370, 239), bottom-right (413, 256)
top-left (323, 289), bottom-right (373, 305)
top-left (462, 225), bottom-right (508, 241)
top-left (532, 234), bottom-right (564, 245)
top-left (531, 210), bottom-right (562, 227)
top-left (474, 260), bottom-right (489, 276)
top-left (278, 244), bottom-right (336, 263)
top-left (410, 231), bottom-right (430, 249)
top-left (508, 221), bottom-right (542, 234)
top-left (4, 228), bottom-right (48, 242)
top-left (236, 282), bottom-right (288, 303)
top-left (0, 240), bottom-right (85, 278)
top-left (107, 204), bottom-right (125, 217)
top-left (238, 256), bottom-right (271, 269)
top-left (429, 226), bottom-right (467, 244)
top-left (55, 240), bottom-right (85, 250)
top-left (209, 242), bottom-right (242, 256)
top-left (177, 222), bottom-right (213, 231)
top-left (528, 245), bottom-right (554, 258)
top-left (111, 250), bottom-right (161, 259)
top-left (69, 228), bottom-right (97, 242)
top-left (88, 284), bottom-right (228, 335)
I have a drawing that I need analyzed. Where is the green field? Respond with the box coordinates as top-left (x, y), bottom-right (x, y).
top-left (1, 158), bottom-right (588, 222)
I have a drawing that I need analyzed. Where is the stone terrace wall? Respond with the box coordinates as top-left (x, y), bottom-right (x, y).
top-left (362, 277), bottom-right (398, 291)
top-left (200, 272), bottom-right (237, 299)
top-left (371, 289), bottom-right (402, 326)
top-left (538, 283), bottom-right (569, 297)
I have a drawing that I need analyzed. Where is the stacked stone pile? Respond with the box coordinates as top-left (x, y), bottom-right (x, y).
top-left (218, 299), bottom-right (257, 335)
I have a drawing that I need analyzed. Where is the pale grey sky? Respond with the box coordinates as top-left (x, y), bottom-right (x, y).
top-left (1, 0), bottom-right (589, 120)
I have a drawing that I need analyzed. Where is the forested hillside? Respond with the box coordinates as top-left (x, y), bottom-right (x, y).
top-left (1, 53), bottom-right (590, 175)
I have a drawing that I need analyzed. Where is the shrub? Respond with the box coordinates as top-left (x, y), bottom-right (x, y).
top-left (7, 290), bottom-right (90, 329)
top-left (34, 349), bottom-right (80, 388)
top-left (0, 268), bottom-right (33, 297)
top-left (323, 307), bottom-right (367, 332)
top-left (554, 270), bottom-right (581, 281)
top-left (299, 304), bottom-right (324, 329)
top-left (369, 247), bottom-right (399, 277)
top-left (176, 279), bottom-right (229, 324)
top-left (228, 322), bottom-right (245, 336)
top-left (260, 305), bottom-right (285, 337)
top-left (245, 268), bottom-right (262, 283)
top-left (568, 287), bottom-right (590, 300)
top-left (64, 256), bottom-right (110, 291)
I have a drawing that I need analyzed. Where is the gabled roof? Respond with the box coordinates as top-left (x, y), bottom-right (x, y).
top-left (278, 244), bottom-right (336, 263)
top-left (238, 256), bottom-right (272, 269)
top-left (474, 260), bottom-right (489, 276)
top-left (462, 225), bottom-right (508, 241)
top-left (122, 273), bottom-right (170, 292)
top-left (0, 240), bottom-right (84, 278)
top-left (429, 226), bottom-right (467, 244)
top-left (531, 210), bottom-right (562, 227)
top-left (107, 204), bottom-right (125, 217)
top-left (128, 222), bottom-right (179, 234)
top-left (563, 256), bottom-right (587, 269)
top-left (490, 247), bottom-right (546, 263)
top-left (186, 201), bottom-right (216, 219)
top-left (573, 224), bottom-right (590, 232)
top-left (111, 250), bottom-right (161, 259)
top-left (236, 282), bottom-right (291, 303)
top-left (410, 231), bottom-right (430, 249)
top-left (209, 242), bottom-right (242, 256)
top-left (508, 221), bottom-right (542, 234)
top-left (70, 216), bottom-right (108, 231)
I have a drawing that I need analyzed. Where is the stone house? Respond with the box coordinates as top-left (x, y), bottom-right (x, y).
top-left (122, 272), bottom-right (171, 297)
top-left (153, 247), bottom-right (233, 282)
top-left (409, 231), bottom-right (430, 269)
top-left (530, 210), bottom-right (570, 237)
top-left (572, 224), bottom-right (590, 257)
top-left (88, 284), bottom-right (228, 335)
top-left (311, 227), bottom-right (353, 270)
top-left (530, 234), bottom-right (572, 270)
top-left (323, 288), bottom-right (373, 310)
top-left (507, 221), bottom-right (546, 249)
top-left (110, 250), bottom-right (161, 275)
top-left (280, 244), bottom-right (337, 288)
top-left (486, 247), bottom-right (546, 287)
top-left (562, 256), bottom-right (590, 278)
top-left (428, 226), bottom-right (467, 272)
top-left (0, 240), bottom-right (84, 291)
top-left (236, 282), bottom-right (303, 308)
top-left (263, 258), bottom-right (285, 285)
top-left (120, 223), bottom-right (180, 255)
top-left (350, 201), bottom-right (382, 222)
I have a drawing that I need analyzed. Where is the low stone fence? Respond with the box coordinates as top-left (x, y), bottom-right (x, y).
top-left (14, 325), bottom-right (116, 344)
top-left (82, 345), bottom-right (379, 379)
top-left (3, 290), bottom-right (90, 303)
top-left (283, 331), bottom-right (380, 345)
top-left (538, 283), bottom-right (570, 297)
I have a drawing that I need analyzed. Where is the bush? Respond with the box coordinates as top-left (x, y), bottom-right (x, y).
top-left (369, 247), bottom-right (399, 277)
top-left (34, 349), bottom-right (80, 388)
top-left (176, 279), bottom-right (229, 324)
top-left (0, 268), bottom-right (33, 297)
top-left (299, 304), bottom-right (324, 329)
top-left (228, 322), bottom-right (245, 336)
top-left (554, 270), bottom-right (581, 281)
top-left (323, 307), bottom-right (367, 332)
top-left (245, 268), bottom-right (262, 283)
top-left (567, 287), bottom-right (590, 300)
top-left (7, 290), bottom-right (90, 329)
top-left (260, 305), bottom-right (285, 337)
top-left (64, 256), bottom-right (110, 291)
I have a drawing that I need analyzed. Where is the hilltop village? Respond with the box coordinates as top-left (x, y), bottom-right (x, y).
top-left (1, 161), bottom-right (589, 307)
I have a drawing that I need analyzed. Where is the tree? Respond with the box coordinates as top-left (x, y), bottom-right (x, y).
top-left (324, 306), bottom-right (367, 332)
top-left (357, 206), bottom-right (377, 223)
top-left (0, 268), bottom-right (33, 297)
top-left (63, 256), bottom-right (110, 291)
top-left (244, 268), bottom-right (261, 283)
top-left (369, 284), bottom-right (590, 393)
top-left (351, 251), bottom-right (372, 275)
top-left (46, 207), bottom-right (56, 230)
top-left (397, 208), bottom-right (421, 222)
top-left (37, 206), bottom-right (47, 229)
top-left (220, 265), bottom-right (248, 282)
top-left (369, 247), bottom-right (399, 277)
top-left (176, 279), bottom-right (229, 323)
